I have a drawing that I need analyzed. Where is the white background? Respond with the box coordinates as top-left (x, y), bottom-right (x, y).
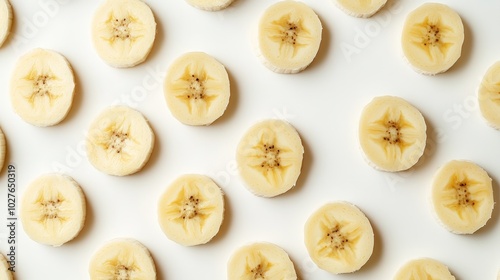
top-left (0, 0), bottom-right (499, 279)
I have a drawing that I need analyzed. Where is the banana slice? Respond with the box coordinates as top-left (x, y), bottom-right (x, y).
top-left (227, 242), bottom-right (297, 280)
top-left (164, 52), bottom-right (230, 126)
top-left (236, 119), bottom-right (304, 197)
top-left (359, 95), bottom-right (427, 172)
top-left (304, 202), bottom-right (374, 274)
top-left (431, 160), bottom-right (494, 234)
top-left (478, 61), bottom-right (500, 129)
top-left (185, 0), bottom-right (234, 11)
top-left (86, 106), bottom-right (154, 176)
top-left (0, 0), bottom-right (12, 47)
top-left (0, 254), bottom-right (13, 280)
top-left (401, 3), bottom-right (464, 75)
top-left (89, 238), bottom-right (156, 280)
top-left (10, 48), bottom-right (75, 127)
top-left (20, 173), bottom-right (86, 247)
top-left (394, 258), bottom-right (455, 280)
top-left (333, 0), bottom-right (387, 18)
top-left (91, 0), bottom-right (156, 68)
top-left (0, 127), bottom-right (5, 173)
top-left (158, 174), bottom-right (224, 246)
top-left (257, 0), bottom-right (322, 74)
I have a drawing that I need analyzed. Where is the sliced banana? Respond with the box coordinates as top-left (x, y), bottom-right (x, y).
top-left (0, 254), bottom-right (13, 280)
top-left (0, 0), bottom-right (12, 47)
top-left (478, 61), bottom-right (500, 129)
top-left (158, 174), bottom-right (224, 246)
top-left (20, 173), bottom-right (86, 247)
top-left (91, 0), bottom-right (156, 68)
top-left (304, 202), bottom-right (374, 274)
top-left (401, 3), bottom-right (464, 75)
top-left (359, 95), bottom-right (427, 172)
top-left (10, 48), bottom-right (75, 127)
top-left (185, 0), bottom-right (234, 11)
top-left (257, 0), bottom-right (323, 74)
top-left (89, 238), bottom-right (156, 280)
top-left (394, 258), bottom-right (455, 280)
top-left (0, 127), bottom-right (5, 173)
top-left (236, 119), bottom-right (304, 197)
top-left (431, 160), bottom-right (494, 234)
top-left (334, 0), bottom-right (387, 18)
top-left (227, 242), bottom-right (297, 280)
top-left (164, 52), bottom-right (230, 126)
top-left (86, 106), bottom-right (154, 176)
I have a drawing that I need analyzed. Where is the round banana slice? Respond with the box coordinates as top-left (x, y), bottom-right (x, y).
top-left (394, 258), bottom-right (455, 280)
top-left (236, 119), bottom-right (304, 197)
top-left (257, 0), bottom-right (323, 74)
top-left (91, 0), bottom-right (156, 68)
top-left (0, 127), bottom-right (5, 173)
top-left (0, 0), bottom-right (12, 47)
top-left (0, 254), bottom-right (13, 280)
top-left (359, 95), bottom-right (427, 172)
top-left (334, 0), bottom-right (387, 18)
top-left (20, 174), bottom-right (86, 247)
top-left (158, 174), bottom-right (224, 246)
top-left (478, 61), bottom-right (500, 129)
top-left (10, 48), bottom-right (75, 127)
top-left (164, 52), bottom-right (230, 126)
top-left (89, 238), bottom-right (156, 280)
top-left (431, 160), bottom-right (494, 234)
top-left (86, 106), bottom-right (154, 176)
top-left (227, 242), bottom-right (297, 280)
top-left (185, 0), bottom-right (234, 11)
top-left (304, 202), bottom-right (374, 274)
top-left (401, 3), bottom-right (464, 75)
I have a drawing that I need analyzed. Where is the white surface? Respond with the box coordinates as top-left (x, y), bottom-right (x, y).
top-left (0, 0), bottom-right (499, 279)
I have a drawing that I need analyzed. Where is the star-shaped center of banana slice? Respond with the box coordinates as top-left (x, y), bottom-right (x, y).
top-left (21, 68), bottom-right (62, 107)
top-left (269, 14), bottom-right (312, 58)
top-left (317, 215), bottom-right (362, 262)
top-left (245, 252), bottom-right (273, 279)
top-left (105, 257), bottom-right (139, 280)
top-left (35, 190), bottom-right (66, 223)
top-left (442, 174), bottom-right (482, 220)
top-left (410, 16), bottom-right (455, 61)
top-left (105, 14), bottom-right (141, 43)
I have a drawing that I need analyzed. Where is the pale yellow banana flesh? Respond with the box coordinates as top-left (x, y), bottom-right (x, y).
top-left (401, 3), bottom-right (464, 75)
top-left (0, 254), bottom-right (13, 280)
top-left (158, 174), bottom-right (224, 246)
top-left (257, 0), bottom-right (322, 74)
top-left (359, 95), bottom-right (427, 172)
top-left (185, 0), bottom-right (234, 11)
top-left (91, 0), bottom-right (156, 68)
top-left (20, 174), bottom-right (86, 246)
top-left (0, 127), bottom-right (5, 173)
top-left (431, 160), bottom-right (494, 234)
top-left (478, 61), bottom-right (500, 129)
top-left (86, 106), bottom-right (154, 176)
top-left (10, 48), bottom-right (75, 127)
top-left (89, 238), bottom-right (156, 280)
top-left (164, 52), bottom-right (230, 126)
top-left (236, 119), bottom-right (304, 197)
top-left (227, 242), bottom-right (297, 280)
top-left (394, 258), bottom-right (455, 280)
top-left (334, 0), bottom-right (387, 18)
top-left (304, 202), bottom-right (374, 274)
top-left (0, 0), bottom-right (12, 47)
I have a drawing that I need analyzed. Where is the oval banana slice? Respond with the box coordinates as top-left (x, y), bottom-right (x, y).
top-left (158, 174), bottom-right (224, 246)
top-left (304, 202), bottom-right (374, 274)
top-left (334, 0), bottom-right (387, 18)
top-left (10, 48), bottom-right (75, 127)
top-left (257, 0), bottom-right (322, 74)
top-left (86, 106), bottom-right (154, 176)
top-left (394, 258), bottom-right (455, 280)
top-left (401, 3), bottom-right (464, 75)
top-left (91, 0), bottom-right (156, 68)
top-left (359, 95), bottom-right (427, 172)
top-left (478, 61), bottom-right (500, 129)
top-left (431, 160), bottom-right (494, 234)
top-left (227, 242), bottom-right (297, 280)
top-left (164, 52), bottom-right (230, 126)
top-left (0, 127), bottom-right (5, 173)
top-left (20, 174), bottom-right (86, 247)
top-left (89, 238), bottom-right (156, 280)
top-left (185, 0), bottom-right (234, 11)
top-left (236, 119), bottom-right (304, 197)
top-left (0, 0), bottom-right (12, 47)
top-left (0, 254), bottom-right (13, 280)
